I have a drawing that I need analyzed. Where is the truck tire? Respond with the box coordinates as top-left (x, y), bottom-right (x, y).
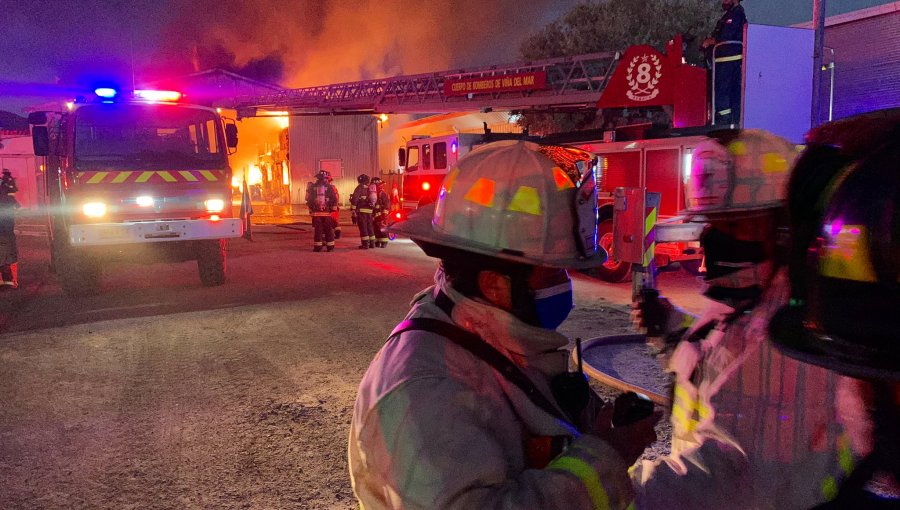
top-left (197, 239), bottom-right (226, 287)
top-left (583, 219), bottom-right (631, 283)
top-left (55, 243), bottom-right (102, 297)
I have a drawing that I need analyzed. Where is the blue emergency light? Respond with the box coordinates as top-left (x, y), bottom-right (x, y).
top-left (94, 87), bottom-right (118, 99)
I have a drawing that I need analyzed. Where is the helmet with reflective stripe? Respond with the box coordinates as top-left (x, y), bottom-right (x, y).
top-left (770, 114), bottom-right (900, 381)
top-left (357, 174), bottom-right (370, 184)
top-left (316, 170), bottom-right (330, 181)
top-left (684, 129), bottom-right (797, 217)
top-left (389, 140), bottom-right (606, 269)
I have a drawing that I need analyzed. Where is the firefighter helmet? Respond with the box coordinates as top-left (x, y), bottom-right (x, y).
top-left (769, 137), bottom-right (900, 381)
top-left (371, 176), bottom-right (383, 186)
top-left (388, 140), bottom-right (605, 269)
top-left (316, 170), bottom-right (330, 181)
top-left (357, 174), bottom-right (370, 185)
top-left (683, 129), bottom-right (796, 218)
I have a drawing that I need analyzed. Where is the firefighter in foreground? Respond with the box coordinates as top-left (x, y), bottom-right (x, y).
top-left (370, 176), bottom-right (391, 248)
top-left (350, 174), bottom-right (375, 249)
top-left (768, 111), bottom-right (899, 508)
top-left (349, 141), bottom-right (661, 509)
top-left (630, 130), bottom-right (850, 509)
top-left (0, 169), bottom-right (19, 289)
top-left (306, 170), bottom-right (337, 252)
top-left (701, 0), bottom-right (747, 125)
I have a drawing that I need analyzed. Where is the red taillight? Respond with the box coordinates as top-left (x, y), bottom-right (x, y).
top-left (209, 215), bottom-right (221, 222)
top-left (395, 212), bottom-right (402, 219)
top-left (422, 181), bottom-right (431, 191)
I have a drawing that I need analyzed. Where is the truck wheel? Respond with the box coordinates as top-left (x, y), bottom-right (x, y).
top-left (56, 245), bottom-right (102, 297)
top-left (583, 219), bottom-right (631, 283)
top-left (681, 258), bottom-right (705, 276)
top-left (197, 239), bottom-right (226, 287)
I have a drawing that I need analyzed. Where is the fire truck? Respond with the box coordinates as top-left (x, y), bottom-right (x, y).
top-left (28, 88), bottom-right (243, 296)
top-left (394, 25), bottom-right (815, 282)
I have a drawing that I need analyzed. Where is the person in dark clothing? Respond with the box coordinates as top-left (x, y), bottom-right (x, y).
top-left (327, 174), bottom-right (342, 240)
top-left (371, 177), bottom-right (391, 248)
top-left (306, 170), bottom-right (338, 252)
top-left (350, 174), bottom-right (375, 249)
top-left (0, 170), bottom-right (20, 289)
top-left (701, 0), bottom-right (747, 126)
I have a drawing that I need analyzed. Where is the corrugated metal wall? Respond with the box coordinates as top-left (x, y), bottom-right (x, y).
top-left (289, 116), bottom-right (378, 205)
top-left (824, 10), bottom-right (900, 122)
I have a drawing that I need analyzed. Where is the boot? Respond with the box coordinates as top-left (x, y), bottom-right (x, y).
top-left (378, 241), bottom-right (387, 248)
top-left (313, 246), bottom-right (323, 252)
top-left (359, 243), bottom-right (369, 249)
top-left (326, 246), bottom-right (334, 252)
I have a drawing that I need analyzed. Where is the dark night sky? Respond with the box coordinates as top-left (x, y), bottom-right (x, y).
top-left (0, 0), bottom-right (893, 114)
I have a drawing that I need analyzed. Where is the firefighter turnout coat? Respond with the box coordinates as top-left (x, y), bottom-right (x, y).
top-left (631, 270), bottom-right (852, 509)
top-left (349, 272), bottom-right (635, 510)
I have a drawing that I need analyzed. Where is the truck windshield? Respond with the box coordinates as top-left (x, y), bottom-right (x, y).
top-left (74, 104), bottom-right (225, 170)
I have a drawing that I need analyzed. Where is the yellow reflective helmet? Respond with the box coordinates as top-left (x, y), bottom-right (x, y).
top-left (684, 129), bottom-right (797, 217)
top-left (389, 140), bottom-right (606, 269)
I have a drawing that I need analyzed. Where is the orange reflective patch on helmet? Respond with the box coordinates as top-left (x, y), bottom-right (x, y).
top-left (819, 224), bottom-right (877, 282)
top-left (728, 140), bottom-right (748, 156)
top-left (552, 167), bottom-right (575, 190)
top-left (761, 152), bottom-right (790, 174)
top-left (507, 186), bottom-right (542, 215)
top-left (464, 177), bottom-right (495, 207)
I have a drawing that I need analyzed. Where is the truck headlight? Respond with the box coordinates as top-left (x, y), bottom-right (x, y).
top-left (82, 202), bottom-right (107, 218)
top-left (204, 198), bottom-right (226, 213)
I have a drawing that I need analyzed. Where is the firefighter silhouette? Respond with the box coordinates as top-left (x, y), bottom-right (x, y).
top-left (306, 170), bottom-right (338, 252)
top-left (350, 174), bottom-right (375, 249)
top-left (371, 177), bottom-right (391, 248)
top-left (327, 174), bottom-right (342, 240)
top-left (0, 169), bottom-right (20, 289)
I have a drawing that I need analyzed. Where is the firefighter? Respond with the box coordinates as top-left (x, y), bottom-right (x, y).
top-left (629, 130), bottom-right (851, 509)
top-left (305, 170), bottom-right (337, 252)
top-left (0, 169), bottom-right (19, 289)
top-left (768, 122), bottom-right (900, 508)
top-left (701, 0), bottom-right (747, 125)
top-left (370, 176), bottom-right (391, 248)
top-left (349, 141), bottom-right (661, 510)
top-left (350, 174), bottom-right (375, 249)
top-left (327, 174), bottom-right (342, 240)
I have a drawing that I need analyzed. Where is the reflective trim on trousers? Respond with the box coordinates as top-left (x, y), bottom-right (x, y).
top-left (548, 456), bottom-right (611, 509)
top-left (714, 55), bottom-right (743, 63)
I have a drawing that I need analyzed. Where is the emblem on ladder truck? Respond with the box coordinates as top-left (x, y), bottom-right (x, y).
top-left (625, 53), bottom-right (662, 102)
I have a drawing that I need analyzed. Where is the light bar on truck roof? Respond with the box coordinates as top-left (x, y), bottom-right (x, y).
top-left (94, 88), bottom-right (118, 99)
top-left (134, 89), bottom-right (182, 102)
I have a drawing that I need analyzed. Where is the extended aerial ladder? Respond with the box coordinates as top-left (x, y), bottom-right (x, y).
top-left (233, 52), bottom-right (621, 117)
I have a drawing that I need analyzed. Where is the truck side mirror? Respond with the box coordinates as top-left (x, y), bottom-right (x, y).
top-left (398, 148), bottom-right (406, 167)
top-left (225, 123), bottom-right (238, 151)
top-left (31, 126), bottom-right (50, 156)
top-left (28, 112), bottom-right (48, 125)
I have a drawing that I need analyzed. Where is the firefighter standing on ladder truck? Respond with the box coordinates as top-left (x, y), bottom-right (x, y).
top-left (371, 176), bottom-right (391, 248)
top-left (629, 130), bottom-right (853, 509)
top-left (701, 0), bottom-right (747, 125)
top-left (350, 174), bottom-right (375, 249)
top-left (306, 170), bottom-right (337, 252)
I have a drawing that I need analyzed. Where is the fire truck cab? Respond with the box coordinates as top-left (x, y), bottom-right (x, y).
top-left (28, 88), bottom-right (243, 296)
top-left (397, 133), bottom-right (481, 207)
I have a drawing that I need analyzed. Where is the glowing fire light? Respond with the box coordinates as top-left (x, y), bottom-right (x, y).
top-left (247, 164), bottom-right (263, 186)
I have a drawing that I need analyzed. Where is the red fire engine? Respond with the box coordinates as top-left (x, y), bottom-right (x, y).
top-left (28, 88), bottom-right (243, 296)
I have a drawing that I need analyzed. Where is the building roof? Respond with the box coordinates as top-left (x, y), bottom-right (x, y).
top-left (794, 1), bottom-right (900, 28)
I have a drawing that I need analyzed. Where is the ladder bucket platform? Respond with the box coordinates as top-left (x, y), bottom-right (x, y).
top-left (575, 334), bottom-right (672, 406)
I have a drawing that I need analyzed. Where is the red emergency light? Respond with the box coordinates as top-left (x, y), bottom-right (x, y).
top-left (422, 181), bottom-right (431, 191)
top-left (134, 89), bottom-right (182, 102)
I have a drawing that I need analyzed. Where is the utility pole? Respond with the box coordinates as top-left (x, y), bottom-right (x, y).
top-left (811, 0), bottom-right (827, 128)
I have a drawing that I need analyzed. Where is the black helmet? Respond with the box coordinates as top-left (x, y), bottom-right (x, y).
top-left (316, 170), bottom-right (330, 181)
top-left (357, 174), bottom-right (370, 185)
top-left (769, 133), bottom-right (900, 381)
top-left (371, 176), bottom-right (383, 185)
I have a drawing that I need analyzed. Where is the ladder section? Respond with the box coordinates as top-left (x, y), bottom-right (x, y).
top-left (235, 52), bottom-right (620, 117)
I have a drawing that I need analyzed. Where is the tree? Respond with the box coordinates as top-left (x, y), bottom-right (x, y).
top-left (518, 0), bottom-right (720, 135)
